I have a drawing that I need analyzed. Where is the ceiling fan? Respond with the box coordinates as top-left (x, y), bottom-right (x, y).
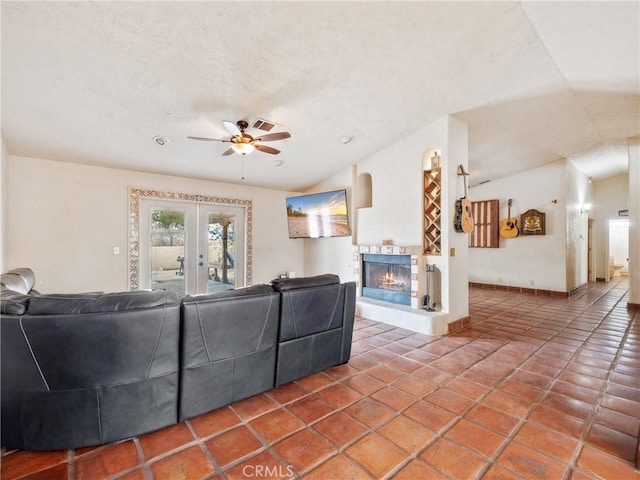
top-left (187, 120), bottom-right (291, 156)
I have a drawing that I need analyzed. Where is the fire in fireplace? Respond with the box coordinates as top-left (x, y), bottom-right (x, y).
top-left (362, 254), bottom-right (411, 305)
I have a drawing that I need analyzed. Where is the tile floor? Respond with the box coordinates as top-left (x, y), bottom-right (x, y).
top-left (2, 279), bottom-right (639, 480)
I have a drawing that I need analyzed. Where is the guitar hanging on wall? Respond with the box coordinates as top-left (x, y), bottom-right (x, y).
top-left (499, 198), bottom-right (519, 238)
top-left (454, 165), bottom-right (474, 233)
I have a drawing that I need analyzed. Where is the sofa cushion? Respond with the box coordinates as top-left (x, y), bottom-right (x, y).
top-left (28, 290), bottom-right (180, 315)
top-left (0, 287), bottom-right (31, 315)
top-left (1, 268), bottom-right (37, 295)
top-left (182, 284), bottom-right (274, 303)
top-left (270, 274), bottom-right (340, 292)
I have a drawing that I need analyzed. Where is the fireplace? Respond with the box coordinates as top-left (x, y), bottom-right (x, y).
top-left (361, 254), bottom-right (411, 306)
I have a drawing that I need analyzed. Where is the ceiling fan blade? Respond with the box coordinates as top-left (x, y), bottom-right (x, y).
top-left (254, 132), bottom-right (291, 142)
top-left (222, 120), bottom-right (242, 137)
top-left (187, 136), bottom-right (228, 142)
top-left (222, 147), bottom-right (236, 156)
top-left (255, 144), bottom-right (280, 155)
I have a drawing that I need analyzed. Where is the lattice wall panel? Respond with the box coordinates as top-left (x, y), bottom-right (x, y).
top-left (469, 199), bottom-right (499, 248)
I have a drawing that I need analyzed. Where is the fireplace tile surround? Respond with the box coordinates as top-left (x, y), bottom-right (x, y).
top-left (353, 245), bottom-right (451, 336)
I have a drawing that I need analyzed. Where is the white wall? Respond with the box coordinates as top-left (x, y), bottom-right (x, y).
top-left (302, 166), bottom-right (355, 283)
top-left (6, 155), bottom-right (303, 293)
top-left (468, 160), bottom-right (568, 292)
top-left (0, 138), bottom-right (8, 272)
top-left (565, 161), bottom-right (594, 292)
top-left (594, 174), bottom-right (630, 280)
top-left (628, 138), bottom-right (640, 305)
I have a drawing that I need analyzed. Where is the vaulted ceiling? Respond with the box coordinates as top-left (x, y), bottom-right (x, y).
top-left (2, 1), bottom-right (638, 191)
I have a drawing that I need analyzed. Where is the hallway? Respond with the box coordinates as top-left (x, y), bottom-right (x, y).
top-left (2, 280), bottom-right (638, 479)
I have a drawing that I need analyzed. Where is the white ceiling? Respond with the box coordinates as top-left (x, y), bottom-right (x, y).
top-left (2, 1), bottom-right (638, 191)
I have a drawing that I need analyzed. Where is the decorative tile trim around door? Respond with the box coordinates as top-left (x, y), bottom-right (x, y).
top-left (128, 187), bottom-right (253, 291)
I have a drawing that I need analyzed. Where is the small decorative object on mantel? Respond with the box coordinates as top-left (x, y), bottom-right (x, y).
top-left (618, 209), bottom-right (629, 217)
top-left (381, 239), bottom-right (392, 245)
top-left (521, 209), bottom-right (545, 235)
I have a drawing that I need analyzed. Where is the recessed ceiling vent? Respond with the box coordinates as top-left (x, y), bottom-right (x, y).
top-left (252, 118), bottom-right (280, 132)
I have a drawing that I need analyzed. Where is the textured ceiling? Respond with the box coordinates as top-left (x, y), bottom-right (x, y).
top-left (2, 1), bottom-right (639, 191)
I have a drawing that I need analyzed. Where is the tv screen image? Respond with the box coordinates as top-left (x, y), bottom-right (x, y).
top-left (286, 189), bottom-right (351, 239)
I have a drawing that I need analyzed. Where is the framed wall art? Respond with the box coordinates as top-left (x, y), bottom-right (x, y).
top-left (521, 209), bottom-right (545, 235)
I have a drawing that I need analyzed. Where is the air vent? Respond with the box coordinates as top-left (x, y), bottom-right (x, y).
top-left (252, 118), bottom-right (280, 132)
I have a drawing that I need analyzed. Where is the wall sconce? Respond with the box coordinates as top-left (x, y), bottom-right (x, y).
top-left (581, 203), bottom-right (591, 214)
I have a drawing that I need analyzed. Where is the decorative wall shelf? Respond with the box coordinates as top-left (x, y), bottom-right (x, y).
top-left (423, 168), bottom-right (442, 254)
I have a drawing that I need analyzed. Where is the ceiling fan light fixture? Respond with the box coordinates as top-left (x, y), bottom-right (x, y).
top-left (231, 142), bottom-right (255, 155)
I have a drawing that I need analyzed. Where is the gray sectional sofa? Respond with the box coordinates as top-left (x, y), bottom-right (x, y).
top-left (0, 268), bottom-right (355, 451)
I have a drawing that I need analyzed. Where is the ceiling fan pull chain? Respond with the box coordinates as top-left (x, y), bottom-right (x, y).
top-left (241, 154), bottom-right (245, 180)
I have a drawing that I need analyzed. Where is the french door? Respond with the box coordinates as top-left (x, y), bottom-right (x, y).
top-left (139, 199), bottom-right (246, 295)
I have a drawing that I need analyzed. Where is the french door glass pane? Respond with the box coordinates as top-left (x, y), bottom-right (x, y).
top-left (206, 212), bottom-right (236, 293)
top-left (150, 208), bottom-right (186, 295)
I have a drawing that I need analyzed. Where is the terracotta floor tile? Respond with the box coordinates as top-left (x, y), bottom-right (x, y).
top-left (232, 393), bottom-right (278, 420)
top-left (274, 428), bottom-right (335, 474)
top-left (114, 469), bottom-right (146, 480)
top-left (344, 397), bottom-right (396, 428)
top-left (404, 399), bottom-right (457, 433)
top-left (324, 363), bottom-right (360, 380)
top-left (412, 365), bottom-right (456, 385)
top-left (393, 375), bottom-right (436, 397)
top-left (514, 422), bottom-right (579, 462)
top-left (386, 355), bottom-right (423, 372)
top-left (188, 405), bottom-right (241, 438)
top-left (304, 453), bottom-right (371, 480)
top-left (550, 380), bottom-right (600, 404)
top-left (75, 440), bottom-right (140, 480)
top-left (370, 385), bottom-right (418, 410)
top-left (483, 390), bottom-right (534, 418)
top-left (444, 419), bottom-right (506, 458)
top-left (342, 372), bottom-right (387, 395)
top-left (377, 415), bottom-right (436, 452)
top-left (605, 382), bottom-right (640, 402)
top-left (138, 422), bottom-right (194, 460)
top-left (224, 450), bottom-right (293, 480)
top-left (592, 406), bottom-right (640, 437)
top-left (444, 377), bottom-right (490, 400)
top-left (601, 392), bottom-right (640, 417)
top-left (576, 445), bottom-right (640, 480)
top-left (481, 464), bottom-right (526, 480)
top-left (585, 423), bottom-right (638, 462)
top-left (151, 445), bottom-right (214, 479)
top-left (266, 382), bottom-right (310, 405)
top-left (366, 364), bottom-right (406, 383)
top-left (346, 433), bottom-right (408, 478)
top-left (205, 425), bottom-right (263, 468)
top-left (316, 383), bottom-right (363, 408)
top-left (313, 411), bottom-right (368, 448)
top-left (295, 371), bottom-right (336, 392)
top-left (541, 391), bottom-right (594, 420)
top-left (19, 463), bottom-right (68, 480)
top-left (465, 404), bottom-right (520, 436)
top-left (419, 437), bottom-right (487, 479)
top-left (1, 450), bottom-right (68, 480)
top-left (286, 394), bottom-right (336, 424)
top-left (392, 459), bottom-right (448, 480)
top-left (498, 378), bottom-right (545, 403)
top-left (424, 387), bottom-right (474, 415)
top-left (249, 408), bottom-right (304, 444)
top-left (496, 442), bottom-right (568, 480)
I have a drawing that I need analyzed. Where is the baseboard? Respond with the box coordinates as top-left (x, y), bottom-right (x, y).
top-left (447, 316), bottom-right (470, 335)
top-left (469, 282), bottom-right (568, 297)
top-left (627, 302), bottom-right (640, 310)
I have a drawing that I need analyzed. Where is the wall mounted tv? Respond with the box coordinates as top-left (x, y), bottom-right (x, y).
top-left (286, 189), bottom-right (351, 239)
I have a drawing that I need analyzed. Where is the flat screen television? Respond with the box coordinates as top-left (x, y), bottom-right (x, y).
top-left (286, 189), bottom-right (351, 239)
